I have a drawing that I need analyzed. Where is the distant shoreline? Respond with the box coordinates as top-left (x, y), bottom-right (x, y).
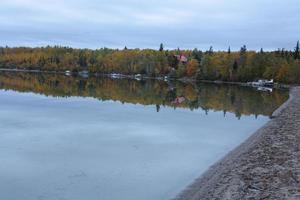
top-left (174, 87), bottom-right (300, 200)
top-left (0, 68), bottom-right (291, 89)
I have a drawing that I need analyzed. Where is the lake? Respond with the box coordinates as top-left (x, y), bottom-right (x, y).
top-left (0, 72), bottom-right (288, 200)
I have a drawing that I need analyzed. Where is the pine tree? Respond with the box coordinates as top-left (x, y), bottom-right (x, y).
top-left (240, 45), bottom-right (247, 55)
top-left (239, 45), bottom-right (247, 67)
top-left (280, 48), bottom-right (285, 58)
top-left (159, 43), bottom-right (164, 52)
top-left (192, 48), bottom-right (202, 61)
top-left (294, 40), bottom-right (299, 59)
top-left (156, 105), bottom-right (160, 112)
top-left (208, 46), bottom-right (213, 55)
top-left (233, 60), bottom-right (238, 71)
top-left (260, 48), bottom-right (264, 54)
top-left (78, 51), bottom-right (87, 67)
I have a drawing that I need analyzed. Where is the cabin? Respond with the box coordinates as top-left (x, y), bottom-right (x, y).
top-left (175, 55), bottom-right (188, 63)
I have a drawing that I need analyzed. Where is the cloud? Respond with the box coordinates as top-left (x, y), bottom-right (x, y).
top-left (0, 0), bottom-right (299, 50)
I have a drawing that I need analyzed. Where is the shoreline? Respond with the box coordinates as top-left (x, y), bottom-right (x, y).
top-left (174, 87), bottom-right (300, 200)
top-left (0, 68), bottom-right (290, 89)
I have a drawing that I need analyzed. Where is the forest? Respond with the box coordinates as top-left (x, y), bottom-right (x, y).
top-left (0, 41), bottom-right (299, 84)
top-left (0, 72), bottom-right (288, 118)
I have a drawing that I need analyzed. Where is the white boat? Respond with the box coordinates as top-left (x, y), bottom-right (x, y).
top-left (110, 73), bottom-right (121, 79)
top-left (65, 70), bottom-right (72, 76)
top-left (78, 70), bottom-right (89, 78)
top-left (250, 79), bottom-right (274, 87)
top-left (135, 74), bottom-right (142, 81)
top-left (257, 87), bottom-right (273, 92)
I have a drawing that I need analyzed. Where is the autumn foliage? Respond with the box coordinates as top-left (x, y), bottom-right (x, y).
top-left (0, 43), bottom-right (299, 83)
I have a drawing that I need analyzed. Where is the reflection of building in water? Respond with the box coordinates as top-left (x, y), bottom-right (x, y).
top-left (172, 96), bottom-right (185, 105)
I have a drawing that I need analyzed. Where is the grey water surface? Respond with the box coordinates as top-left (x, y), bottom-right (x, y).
top-left (0, 75), bottom-right (288, 200)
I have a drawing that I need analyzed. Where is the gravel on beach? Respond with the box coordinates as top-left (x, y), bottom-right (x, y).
top-left (175, 87), bottom-right (300, 200)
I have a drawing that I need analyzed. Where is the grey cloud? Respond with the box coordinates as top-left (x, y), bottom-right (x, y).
top-left (0, 0), bottom-right (299, 50)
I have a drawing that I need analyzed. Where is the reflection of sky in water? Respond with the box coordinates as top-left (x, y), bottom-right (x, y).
top-left (0, 90), bottom-right (269, 200)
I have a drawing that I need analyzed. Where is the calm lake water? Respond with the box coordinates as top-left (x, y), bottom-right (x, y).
top-left (0, 72), bottom-right (288, 200)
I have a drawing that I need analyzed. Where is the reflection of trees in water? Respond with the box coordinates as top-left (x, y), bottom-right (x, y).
top-left (156, 105), bottom-right (160, 113)
top-left (0, 72), bottom-right (288, 118)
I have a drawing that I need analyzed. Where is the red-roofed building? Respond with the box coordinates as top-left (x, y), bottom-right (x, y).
top-left (175, 55), bottom-right (188, 63)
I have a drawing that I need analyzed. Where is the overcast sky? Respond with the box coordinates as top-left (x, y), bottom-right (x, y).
top-left (0, 0), bottom-right (299, 50)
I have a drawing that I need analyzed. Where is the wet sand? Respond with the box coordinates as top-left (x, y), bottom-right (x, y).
top-left (175, 87), bottom-right (300, 200)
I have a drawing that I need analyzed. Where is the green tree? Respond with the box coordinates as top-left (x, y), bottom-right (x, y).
top-left (260, 48), bottom-right (264, 54)
top-left (239, 45), bottom-right (247, 67)
top-left (228, 46), bottom-right (231, 54)
top-left (240, 45), bottom-right (247, 55)
top-left (0, 47), bottom-right (4, 55)
top-left (208, 46), bottom-right (213, 55)
top-left (176, 62), bottom-right (186, 77)
top-left (233, 60), bottom-right (238, 71)
top-left (192, 48), bottom-right (202, 61)
top-left (159, 43), bottom-right (164, 52)
top-left (294, 40), bottom-right (300, 59)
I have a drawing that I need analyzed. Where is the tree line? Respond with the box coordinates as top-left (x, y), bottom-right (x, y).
top-left (0, 41), bottom-right (299, 83)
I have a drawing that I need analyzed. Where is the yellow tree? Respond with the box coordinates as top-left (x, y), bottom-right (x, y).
top-left (186, 59), bottom-right (199, 77)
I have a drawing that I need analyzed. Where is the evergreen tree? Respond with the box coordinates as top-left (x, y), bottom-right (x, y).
top-left (228, 46), bottom-right (231, 54)
top-left (156, 104), bottom-right (160, 112)
top-left (233, 60), bottom-right (238, 71)
top-left (167, 54), bottom-right (179, 69)
top-left (208, 46), bottom-right (213, 55)
top-left (192, 48), bottom-right (202, 61)
top-left (239, 45), bottom-right (247, 67)
top-left (260, 48), bottom-right (264, 54)
top-left (240, 45), bottom-right (247, 55)
top-left (281, 48), bottom-right (285, 58)
top-left (294, 40), bottom-right (299, 59)
top-left (78, 51), bottom-right (87, 67)
top-left (159, 43), bottom-right (164, 52)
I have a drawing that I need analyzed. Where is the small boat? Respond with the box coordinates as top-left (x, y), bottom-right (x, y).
top-left (250, 79), bottom-right (274, 87)
top-left (111, 73), bottom-right (121, 79)
top-left (257, 87), bottom-right (273, 92)
top-left (135, 74), bottom-right (142, 81)
top-left (78, 70), bottom-right (89, 78)
top-left (65, 70), bottom-right (72, 76)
